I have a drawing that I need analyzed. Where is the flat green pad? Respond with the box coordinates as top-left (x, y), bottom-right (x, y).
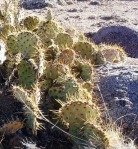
top-left (73, 42), bottom-right (96, 64)
top-left (36, 20), bottom-right (64, 46)
top-left (17, 31), bottom-right (38, 58)
top-left (55, 33), bottom-right (73, 48)
top-left (45, 63), bottom-right (69, 80)
top-left (37, 21), bottom-right (59, 39)
top-left (48, 77), bottom-right (78, 100)
top-left (7, 34), bottom-right (18, 55)
top-left (72, 59), bottom-right (93, 81)
top-left (18, 60), bottom-right (36, 88)
top-left (59, 101), bottom-right (101, 126)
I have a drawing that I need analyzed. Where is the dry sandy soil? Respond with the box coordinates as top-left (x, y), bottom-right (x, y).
top-left (23, 0), bottom-right (138, 34)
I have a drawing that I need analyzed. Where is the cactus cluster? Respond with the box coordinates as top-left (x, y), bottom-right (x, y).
top-left (0, 2), bottom-right (131, 149)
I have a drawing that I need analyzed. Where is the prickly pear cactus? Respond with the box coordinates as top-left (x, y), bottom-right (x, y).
top-left (24, 107), bottom-right (42, 134)
top-left (21, 16), bottom-right (39, 31)
top-left (57, 100), bottom-right (101, 127)
top-left (73, 41), bottom-right (97, 64)
top-left (45, 42), bottom-right (59, 61)
top-left (98, 44), bottom-right (127, 63)
top-left (72, 59), bottom-right (93, 81)
top-left (48, 76), bottom-right (79, 100)
top-left (55, 32), bottom-right (73, 49)
top-left (0, 24), bottom-right (14, 38)
top-left (45, 62), bottom-right (70, 81)
top-left (12, 85), bottom-right (43, 134)
top-left (40, 79), bottom-right (52, 91)
top-left (82, 81), bottom-right (93, 92)
top-left (17, 59), bottom-right (37, 89)
top-left (80, 122), bottom-right (109, 149)
top-left (6, 34), bottom-right (18, 55)
top-left (17, 31), bottom-right (39, 58)
top-left (36, 10), bottom-right (64, 47)
top-left (57, 48), bottom-right (76, 65)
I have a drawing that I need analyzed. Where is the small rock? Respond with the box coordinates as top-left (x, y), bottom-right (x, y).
top-left (100, 16), bottom-right (114, 21)
top-left (67, 8), bottom-right (78, 12)
top-left (91, 26), bottom-right (138, 58)
top-left (89, 1), bottom-right (100, 5)
top-left (20, 0), bottom-right (49, 9)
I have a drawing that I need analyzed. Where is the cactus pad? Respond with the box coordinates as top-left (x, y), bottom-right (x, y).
top-left (45, 62), bottom-right (70, 80)
top-left (24, 107), bottom-right (42, 133)
top-left (55, 33), bottom-right (73, 48)
top-left (40, 79), bottom-right (52, 91)
top-left (17, 31), bottom-right (39, 58)
top-left (21, 16), bottom-right (39, 31)
top-left (73, 41), bottom-right (97, 64)
top-left (80, 123), bottom-right (109, 149)
top-left (7, 34), bottom-right (18, 55)
top-left (48, 77), bottom-right (79, 100)
top-left (58, 100), bottom-right (101, 126)
top-left (45, 44), bottom-right (59, 61)
top-left (99, 44), bottom-right (127, 63)
top-left (12, 85), bottom-right (43, 133)
top-left (0, 24), bottom-right (14, 37)
top-left (72, 59), bottom-right (93, 81)
top-left (17, 59), bottom-right (37, 88)
top-left (57, 48), bottom-right (75, 65)
top-left (37, 21), bottom-right (61, 41)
